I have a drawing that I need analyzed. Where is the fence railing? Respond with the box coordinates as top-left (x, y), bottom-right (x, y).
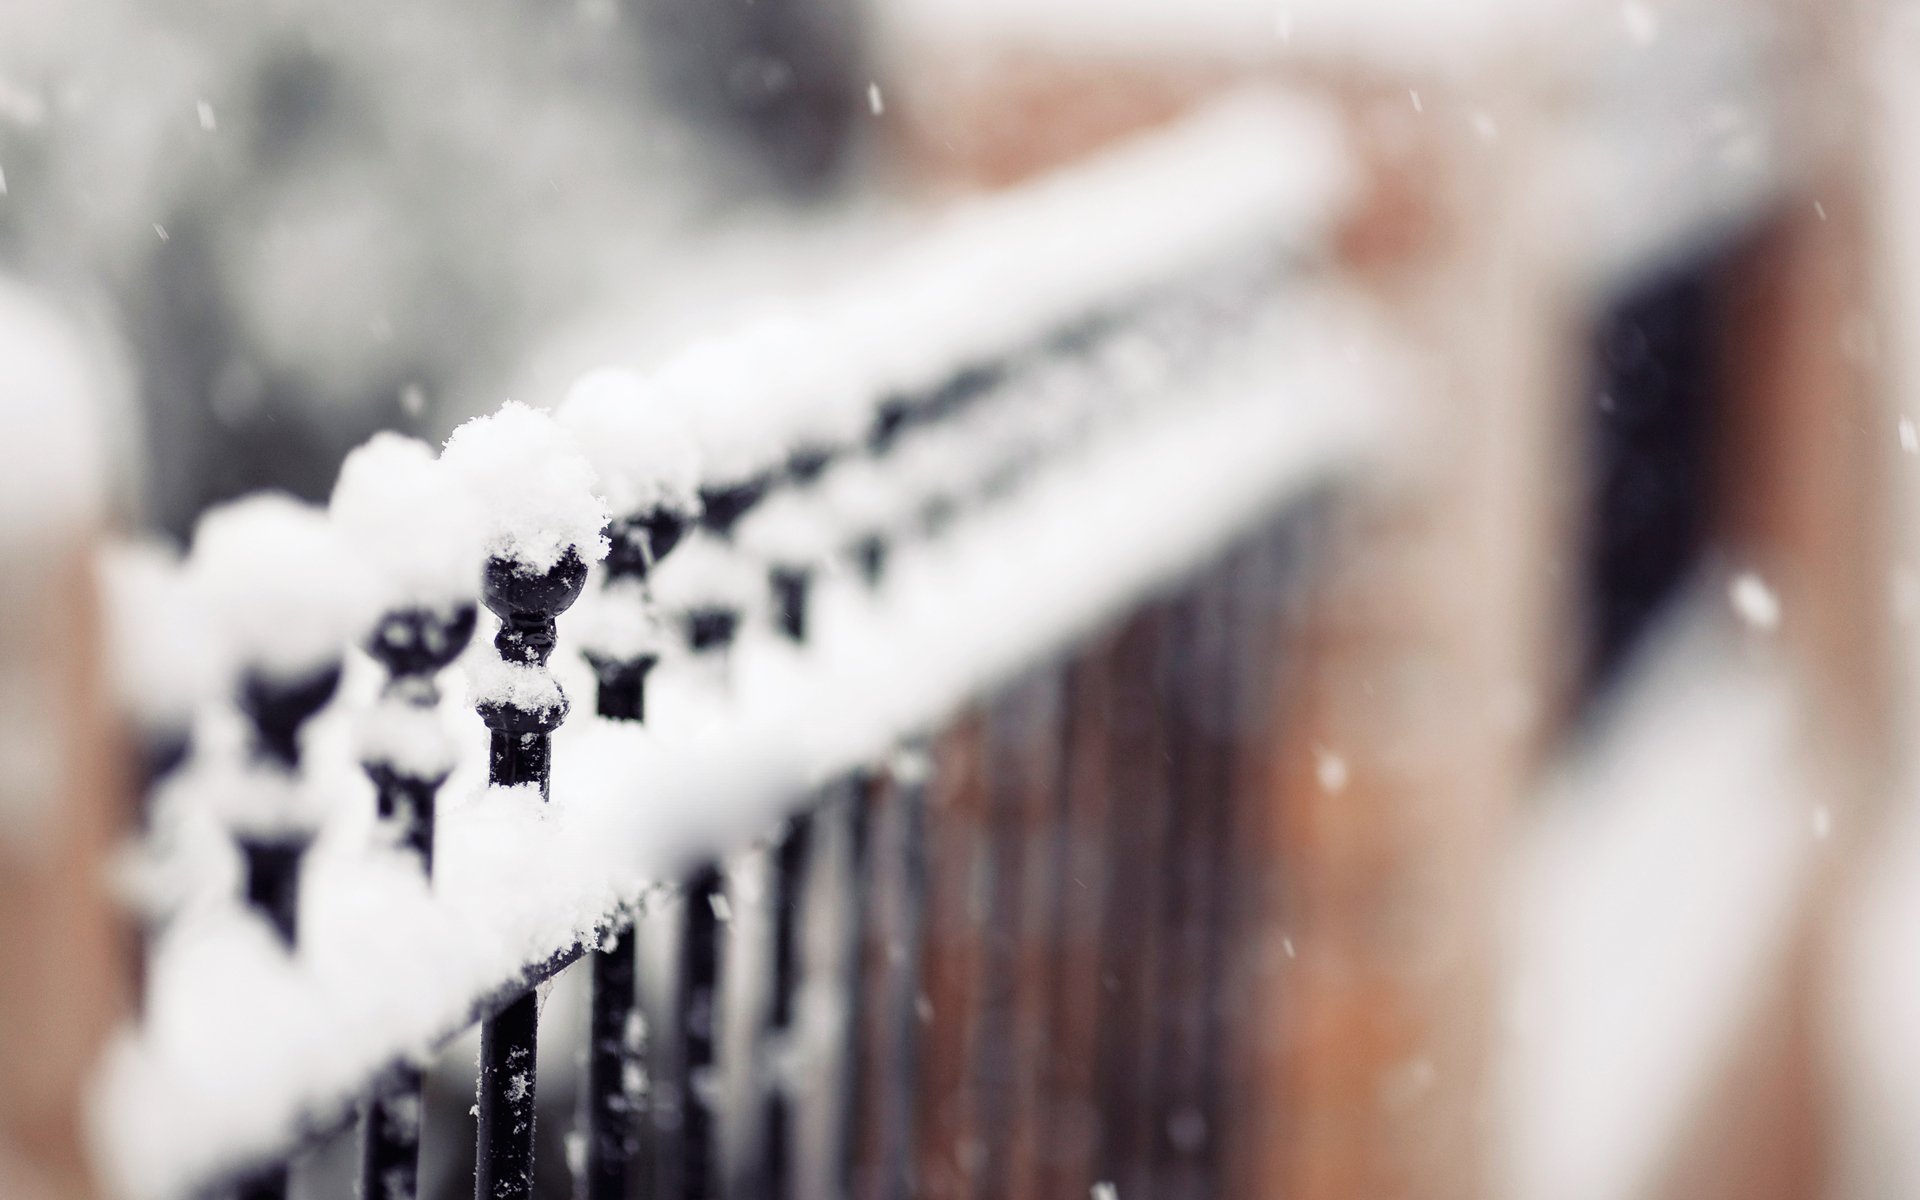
top-left (90, 91), bottom-right (1384, 1200)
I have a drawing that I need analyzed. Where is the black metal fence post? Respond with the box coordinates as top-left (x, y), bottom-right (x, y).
top-left (359, 601), bottom-right (476, 1200)
top-left (474, 547), bottom-right (591, 1200)
top-left (578, 491), bottom-right (693, 1200)
top-left (759, 812), bottom-right (814, 1200)
top-left (675, 863), bottom-right (725, 1200)
top-left (232, 658), bottom-right (345, 1200)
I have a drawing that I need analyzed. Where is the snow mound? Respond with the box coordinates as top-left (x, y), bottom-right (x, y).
top-left (190, 494), bottom-right (376, 685)
top-left (441, 402), bottom-right (610, 574)
top-left (330, 433), bottom-right (485, 613)
top-left (557, 369), bottom-right (703, 518)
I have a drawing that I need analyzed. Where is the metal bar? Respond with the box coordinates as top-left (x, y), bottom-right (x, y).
top-left (473, 549), bottom-right (589, 1200)
top-left (760, 814), bottom-right (814, 1200)
top-left (476, 990), bottom-right (540, 1200)
top-left (836, 773), bottom-right (879, 1200)
top-left (908, 715), bottom-right (990, 1200)
top-left (362, 1068), bottom-right (424, 1200)
top-left (1092, 604), bottom-right (1175, 1200)
top-left (974, 671), bottom-right (1063, 1200)
top-left (584, 928), bottom-right (642, 1200)
top-left (1033, 637), bottom-right (1120, 1200)
top-left (676, 863), bottom-right (725, 1200)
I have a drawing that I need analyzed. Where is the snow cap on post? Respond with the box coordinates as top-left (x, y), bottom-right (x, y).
top-left (99, 540), bottom-right (227, 762)
top-left (648, 530), bottom-right (764, 653)
top-left (556, 368), bottom-right (703, 521)
top-left (557, 368), bottom-right (702, 578)
top-left (736, 316), bottom-right (868, 472)
top-left (330, 432), bottom-right (485, 614)
top-left (190, 492), bottom-right (375, 690)
top-left (653, 337), bottom-right (785, 535)
top-left (439, 400), bottom-right (610, 575)
top-left (442, 402), bottom-right (602, 798)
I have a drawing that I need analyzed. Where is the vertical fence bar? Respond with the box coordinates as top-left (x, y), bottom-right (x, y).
top-left (576, 480), bottom-right (691, 1200)
top-left (835, 771), bottom-right (879, 1200)
top-left (676, 863), bottom-right (726, 1200)
top-left (1148, 570), bottom-right (1236, 1200)
top-left (909, 715), bottom-right (990, 1200)
top-left (233, 660), bottom-right (344, 1200)
top-left (360, 601), bottom-right (477, 1200)
top-left (974, 671), bottom-right (1063, 1200)
top-left (760, 813), bottom-right (814, 1200)
top-left (585, 926), bottom-right (642, 1200)
top-left (1092, 603), bottom-right (1175, 1200)
top-left (1033, 637), bottom-right (1120, 1200)
top-left (473, 547), bottom-right (591, 1200)
top-left (848, 750), bottom-right (929, 1200)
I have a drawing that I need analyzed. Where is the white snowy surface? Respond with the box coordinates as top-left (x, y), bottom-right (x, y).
top-left (0, 279), bottom-right (118, 543)
top-left (439, 401), bottom-right (611, 574)
top-left (1500, 604), bottom-right (1816, 1200)
top-left (189, 494), bottom-right (378, 685)
top-left (467, 654), bottom-right (568, 718)
top-left (572, 577), bottom-right (672, 664)
top-left (878, 0), bottom-right (1755, 76)
top-left (648, 529), bottom-right (776, 622)
top-left (357, 697), bottom-right (458, 781)
top-left (329, 433), bottom-right (485, 614)
top-left (88, 290), bottom-right (1392, 1200)
top-left (617, 89), bottom-right (1347, 458)
top-left (557, 368), bottom-right (703, 518)
top-left (98, 542), bottom-right (230, 734)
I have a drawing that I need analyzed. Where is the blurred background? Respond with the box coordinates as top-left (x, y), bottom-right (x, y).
top-left (8, 0), bottom-right (1920, 1198)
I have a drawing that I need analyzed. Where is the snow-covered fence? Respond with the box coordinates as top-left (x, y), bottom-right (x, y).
top-left (89, 91), bottom-right (1387, 1200)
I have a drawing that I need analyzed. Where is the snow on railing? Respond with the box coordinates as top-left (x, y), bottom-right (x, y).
top-left (89, 90), bottom-right (1381, 1200)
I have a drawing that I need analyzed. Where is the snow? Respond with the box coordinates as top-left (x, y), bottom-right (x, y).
top-left (89, 96), bottom-right (1368, 1199)
top-left (556, 369), bottom-right (703, 518)
top-left (652, 337), bottom-right (791, 489)
top-left (572, 577), bottom-right (672, 663)
top-left (1499, 603), bottom-right (1813, 1200)
top-left (98, 541), bottom-right (229, 735)
top-left (189, 755), bottom-right (334, 842)
top-left (647, 530), bottom-right (771, 623)
top-left (358, 697), bottom-right (459, 781)
top-left (815, 458), bottom-right (898, 544)
top-left (1727, 570), bottom-right (1781, 631)
top-left (330, 433), bottom-right (486, 613)
top-left (89, 288), bottom-right (1391, 1200)
top-left (439, 401), bottom-right (611, 574)
top-left (614, 89), bottom-right (1347, 473)
top-left (735, 489), bottom-right (843, 570)
top-left (0, 278), bottom-right (117, 543)
top-left (468, 655), bottom-right (568, 718)
top-left (189, 493), bottom-right (378, 686)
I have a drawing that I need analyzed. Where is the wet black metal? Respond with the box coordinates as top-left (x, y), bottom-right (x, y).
top-left (686, 610), bottom-right (741, 654)
top-left (584, 930), bottom-right (641, 1200)
top-left (761, 814), bottom-right (815, 1200)
top-left (698, 478), bottom-right (770, 538)
top-left (771, 568), bottom-right (810, 642)
top-left (475, 551), bottom-right (587, 1200)
top-left (676, 864), bottom-right (725, 1200)
top-left (238, 663), bottom-right (343, 771)
top-left (360, 602), bottom-right (474, 1200)
top-left (362, 1067), bottom-right (423, 1200)
top-left (239, 838), bottom-right (305, 949)
top-left (836, 779), bottom-right (877, 1198)
top-left (589, 655), bottom-right (657, 723)
top-left (477, 990), bottom-right (540, 1200)
top-left (235, 1163), bottom-right (291, 1200)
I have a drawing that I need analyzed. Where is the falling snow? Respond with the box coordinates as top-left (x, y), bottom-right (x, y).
top-left (1728, 571), bottom-right (1781, 632)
